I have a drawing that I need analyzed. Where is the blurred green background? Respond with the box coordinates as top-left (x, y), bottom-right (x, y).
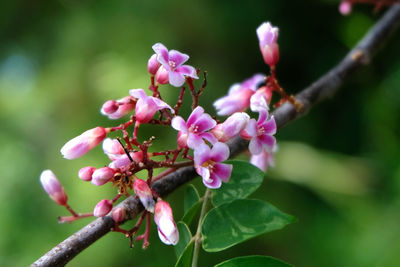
top-left (1, 0), bottom-right (400, 266)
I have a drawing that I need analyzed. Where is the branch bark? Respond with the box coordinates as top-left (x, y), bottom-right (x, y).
top-left (32, 4), bottom-right (400, 266)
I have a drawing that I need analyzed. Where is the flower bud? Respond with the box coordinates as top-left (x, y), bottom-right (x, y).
top-left (134, 179), bottom-right (155, 213)
top-left (154, 200), bottom-right (179, 245)
top-left (40, 170), bottom-right (68, 206)
top-left (250, 88), bottom-right (271, 112)
top-left (147, 54), bottom-right (161, 75)
top-left (112, 207), bottom-right (126, 223)
top-left (212, 112), bottom-right (250, 142)
top-left (339, 1), bottom-right (352, 15)
top-left (78, 166), bottom-right (96, 181)
top-left (101, 100), bottom-right (119, 115)
top-left (93, 199), bottom-right (113, 217)
top-left (91, 167), bottom-right (115, 186)
top-left (257, 22), bottom-right (279, 67)
top-left (102, 138), bottom-right (125, 157)
top-left (155, 66), bottom-right (169, 85)
top-left (61, 127), bottom-right (108, 159)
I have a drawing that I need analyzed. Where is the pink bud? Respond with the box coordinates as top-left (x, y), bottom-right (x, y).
top-left (112, 208), bottom-right (126, 223)
top-left (134, 179), bottom-right (155, 213)
top-left (101, 100), bottom-right (119, 115)
top-left (257, 22), bottom-right (280, 67)
top-left (61, 127), bottom-right (108, 159)
top-left (147, 54), bottom-right (161, 75)
top-left (78, 166), bottom-right (95, 181)
top-left (212, 112), bottom-right (250, 142)
top-left (93, 199), bottom-right (113, 217)
top-left (155, 66), bottom-right (169, 85)
top-left (40, 170), bottom-right (68, 206)
top-left (339, 1), bottom-right (352, 15)
top-left (102, 138), bottom-right (125, 156)
top-left (91, 167), bottom-right (115, 186)
top-left (154, 201), bottom-right (179, 245)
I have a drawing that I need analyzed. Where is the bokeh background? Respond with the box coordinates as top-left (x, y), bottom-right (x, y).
top-left (1, 0), bottom-right (400, 266)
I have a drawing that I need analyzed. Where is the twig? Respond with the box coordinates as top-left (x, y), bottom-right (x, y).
top-left (31, 4), bottom-right (400, 266)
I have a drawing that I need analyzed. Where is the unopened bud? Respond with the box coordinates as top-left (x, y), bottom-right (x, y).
top-left (212, 112), bottom-right (250, 142)
top-left (40, 170), bottom-right (68, 206)
top-left (61, 127), bottom-right (108, 159)
top-left (134, 179), bottom-right (155, 213)
top-left (154, 200), bottom-right (179, 245)
top-left (101, 100), bottom-right (119, 115)
top-left (112, 207), bottom-right (126, 223)
top-left (257, 22), bottom-right (279, 67)
top-left (147, 54), bottom-right (161, 75)
top-left (93, 199), bottom-right (113, 217)
top-left (155, 66), bottom-right (169, 85)
top-left (102, 138), bottom-right (125, 156)
top-left (91, 167), bottom-right (115, 186)
top-left (78, 166), bottom-right (95, 181)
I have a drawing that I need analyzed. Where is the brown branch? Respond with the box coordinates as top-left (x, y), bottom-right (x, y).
top-left (32, 4), bottom-right (400, 267)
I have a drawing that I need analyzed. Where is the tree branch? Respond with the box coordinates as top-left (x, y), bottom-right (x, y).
top-left (32, 4), bottom-right (400, 267)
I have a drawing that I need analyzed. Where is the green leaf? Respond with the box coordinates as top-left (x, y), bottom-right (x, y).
top-left (182, 201), bottom-right (201, 225)
top-left (215, 255), bottom-right (293, 267)
top-left (184, 184), bottom-right (200, 213)
top-left (212, 160), bottom-right (265, 207)
top-left (174, 222), bottom-right (192, 259)
top-left (175, 240), bottom-right (194, 267)
top-left (202, 199), bottom-right (296, 252)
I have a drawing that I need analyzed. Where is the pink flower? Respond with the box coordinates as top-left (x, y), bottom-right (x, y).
top-left (257, 22), bottom-right (279, 66)
top-left (339, 1), bottom-right (352, 15)
top-left (211, 112), bottom-right (250, 142)
top-left (194, 142), bottom-right (233, 189)
top-left (152, 43), bottom-right (198, 87)
top-left (61, 127), bottom-right (108, 159)
top-left (134, 179), bottom-right (155, 213)
top-left (213, 74), bottom-right (265, 116)
top-left (171, 106), bottom-right (217, 149)
top-left (91, 167), bottom-right (115, 186)
top-left (40, 170), bottom-right (68, 206)
top-left (78, 166), bottom-right (96, 181)
top-left (154, 200), bottom-right (179, 245)
top-left (250, 144), bottom-right (277, 172)
top-left (250, 87), bottom-right (271, 112)
top-left (241, 110), bottom-right (276, 155)
top-left (129, 89), bottom-right (173, 123)
top-left (101, 96), bottom-right (135, 120)
top-left (147, 54), bottom-right (161, 75)
top-left (102, 138), bottom-right (125, 160)
top-left (108, 151), bottom-right (143, 171)
top-left (93, 199), bottom-right (113, 217)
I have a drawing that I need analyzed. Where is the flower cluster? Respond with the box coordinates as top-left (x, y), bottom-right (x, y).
top-left (40, 21), bottom-right (288, 250)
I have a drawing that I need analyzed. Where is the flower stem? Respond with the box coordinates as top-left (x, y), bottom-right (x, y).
top-left (191, 188), bottom-right (211, 267)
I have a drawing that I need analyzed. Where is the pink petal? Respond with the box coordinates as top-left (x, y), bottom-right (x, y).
top-left (151, 97), bottom-right (174, 112)
top-left (187, 106), bottom-right (204, 126)
top-left (177, 65), bottom-right (198, 79)
top-left (195, 113), bottom-right (216, 132)
top-left (250, 153), bottom-right (267, 171)
top-left (203, 176), bottom-right (222, 189)
top-left (169, 71), bottom-right (186, 87)
top-left (244, 119), bottom-right (258, 137)
top-left (210, 142), bottom-right (230, 162)
top-left (260, 117), bottom-right (276, 135)
top-left (260, 134), bottom-right (276, 149)
top-left (187, 133), bottom-right (205, 149)
top-left (194, 144), bottom-right (210, 166)
top-left (152, 43), bottom-right (169, 65)
top-left (171, 116), bottom-right (188, 132)
top-left (169, 50), bottom-right (189, 66)
top-left (129, 89), bottom-right (147, 99)
top-left (241, 73), bottom-right (265, 91)
top-left (213, 163), bottom-right (233, 182)
top-left (257, 109), bottom-right (269, 124)
top-left (200, 132), bottom-right (217, 145)
top-left (249, 137), bottom-right (263, 155)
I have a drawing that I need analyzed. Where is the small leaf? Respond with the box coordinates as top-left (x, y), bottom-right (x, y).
top-left (174, 222), bottom-right (192, 259)
top-left (212, 160), bottom-right (265, 207)
top-left (175, 240), bottom-right (194, 267)
top-left (215, 255), bottom-right (293, 267)
top-left (202, 199), bottom-right (296, 252)
top-left (184, 184), bottom-right (200, 213)
top-left (182, 201), bottom-right (201, 225)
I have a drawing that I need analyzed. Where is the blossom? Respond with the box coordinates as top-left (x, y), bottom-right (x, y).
top-left (112, 208), bottom-right (126, 223)
top-left (213, 74), bottom-right (265, 116)
top-left (108, 151), bottom-right (143, 171)
top-left (211, 112), bottom-right (250, 142)
top-left (91, 167), bottom-right (115, 186)
top-left (194, 142), bottom-right (232, 189)
top-left (250, 144), bottom-right (277, 171)
top-left (171, 106), bottom-right (217, 149)
top-left (93, 199), bottom-right (113, 217)
top-left (78, 166), bottom-right (96, 181)
top-left (241, 110), bottom-right (276, 155)
top-left (257, 22), bottom-right (279, 66)
top-left (129, 89), bottom-right (173, 123)
top-left (152, 43), bottom-right (198, 87)
top-left (154, 200), bottom-right (179, 245)
top-left (147, 54), bottom-right (161, 75)
top-left (61, 127), bottom-right (108, 159)
top-left (250, 87), bottom-right (272, 112)
top-left (40, 170), bottom-right (68, 206)
top-left (134, 178), bottom-right (155, 213)
top-left (102, 138), bottom-right (125, 160)
top-left (101, 96), bottom-right (135, 120)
